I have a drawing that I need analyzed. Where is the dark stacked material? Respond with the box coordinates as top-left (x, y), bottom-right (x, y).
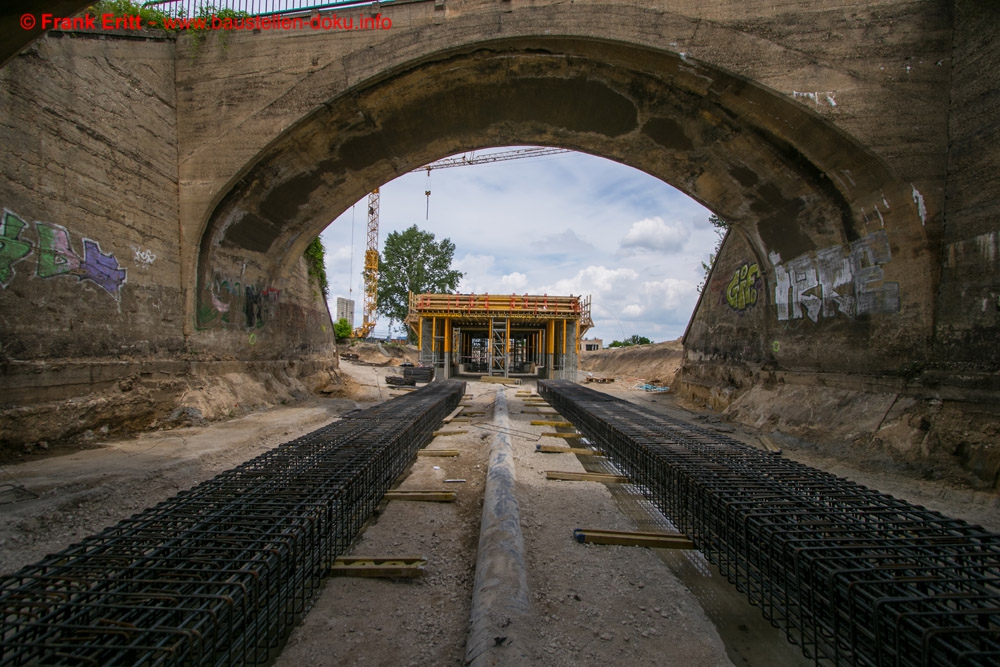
top-left (538, 380), bottom-right (1000, 667)
top-left (0, 381), bottom-right (465, 666)
top-left (402, 366), bottom-right (434, 383)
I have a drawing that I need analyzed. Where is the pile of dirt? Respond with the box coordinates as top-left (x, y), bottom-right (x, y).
top-left (579, 340), bottom-right (683, 388)
top-left (338, 341), bottom-right (419, 366)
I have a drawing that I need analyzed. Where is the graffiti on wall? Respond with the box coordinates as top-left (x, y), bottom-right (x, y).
top-left (725, 262), bottom-right (761, 311)
top-left (203, 274), bottom-right (281, 329)
top-left (772, 230), bottom-right (899, 322)
top-left (0, 210), bottom-right (126, 299)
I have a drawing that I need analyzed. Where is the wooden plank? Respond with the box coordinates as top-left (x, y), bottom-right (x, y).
top-left (384, 490), bottom-right (456, 503)
top-left (535, 444), bottom-right (605, 456)
top-left (331, 557), bottom-right (426, 578)
top-left (441, 405), bottom-right (465, 424)
top-left (432, 430), bottom-right (468, 437)
top-left (572, 529), bottom-right (694, 550)
top-left (545, 471), bottom-right (628, 484)
top-left (417, 449), bottom-right (460, 457)
top-left (541, 432), bottom-right (585, 439)
top-left (480, 376), bottom-right (521, 385)
top-left (450, 417), bottom-right (472, 423)
top-left (530, 420), bottom-right (573, 427)
top-left (759, 434), bottom-right (782, 454)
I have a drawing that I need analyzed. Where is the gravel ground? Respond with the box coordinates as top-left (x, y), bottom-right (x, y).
top-left (1, 364), bottom-right (997, 666)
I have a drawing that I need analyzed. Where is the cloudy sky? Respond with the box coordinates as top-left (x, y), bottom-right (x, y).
top-left (320, 148), bottom-right (720, 343)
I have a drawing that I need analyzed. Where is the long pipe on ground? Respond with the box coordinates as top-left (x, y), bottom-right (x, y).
top-left (465, 388), bottom-right (531, 666)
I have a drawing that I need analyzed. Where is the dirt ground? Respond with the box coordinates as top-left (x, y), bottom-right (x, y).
top-left (1, 343), bottom-right (997, 665)
top-left (579, 339), bottom-right (683, 389)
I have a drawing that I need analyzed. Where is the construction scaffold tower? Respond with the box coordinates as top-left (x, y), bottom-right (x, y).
top-left (406, 293), bottom-right (592, 381)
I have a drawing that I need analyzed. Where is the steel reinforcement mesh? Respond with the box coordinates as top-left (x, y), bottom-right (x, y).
top-left (538, 380), bottom-right (1000, 667)
top-left (0, 380), bottom-right (465, 666)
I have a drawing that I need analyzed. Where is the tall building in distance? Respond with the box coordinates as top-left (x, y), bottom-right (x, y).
top-left (335, 297), bottom-right (355, 325)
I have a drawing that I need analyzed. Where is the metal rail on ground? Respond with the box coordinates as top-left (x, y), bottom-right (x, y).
top-left (0, 380), bottom-right (465, 666)
top-left (537, 379), bottom-right (1000, 667)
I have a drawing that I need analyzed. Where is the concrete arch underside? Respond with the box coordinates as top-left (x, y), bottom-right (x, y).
top-left (196, 35), bottom-right (931, 376)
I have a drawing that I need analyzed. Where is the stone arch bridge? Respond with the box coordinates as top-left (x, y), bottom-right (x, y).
top-left (0, 0), bottom-right (997, 485)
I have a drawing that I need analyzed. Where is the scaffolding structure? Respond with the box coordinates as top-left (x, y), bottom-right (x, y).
top-left (406, 293), bottom-right (592, 381)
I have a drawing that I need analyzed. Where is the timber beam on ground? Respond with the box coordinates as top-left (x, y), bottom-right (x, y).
top-left (545, 471), bottom-right (629, 483)
top-left (535, 444), bottom-right (605, 456)
top-left (384, 490), bottom-right (457, 502)
top-left (331, 557), bottom-right (427, 578)
top-left (573, 528), bottom-right (694, 549)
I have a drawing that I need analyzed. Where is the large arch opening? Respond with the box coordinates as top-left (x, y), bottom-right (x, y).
top-left (196, 36), bottom-right (933, 377)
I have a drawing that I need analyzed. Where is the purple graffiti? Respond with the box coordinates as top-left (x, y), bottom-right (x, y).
top-left (35, 221), bottom-right (126, 299)
top-left (81, 239), bottom-right (127, 297)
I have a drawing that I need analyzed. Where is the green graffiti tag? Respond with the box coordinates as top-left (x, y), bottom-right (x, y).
top-left (0, 211), bottom-right (32, 287)
top-left (726, 262), bottom-right (760, 311)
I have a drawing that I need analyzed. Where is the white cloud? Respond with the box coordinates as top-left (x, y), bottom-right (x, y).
top-left (540, 265), bottom-right (640, 299)
top-left (639, 277), bottom-right (697, 313)
top-left (620, 216), bottom-right (690, 253)
top-left (622, 303), bottom-right (644, 317)
top-left (501, 271), bottom-right (529, 291)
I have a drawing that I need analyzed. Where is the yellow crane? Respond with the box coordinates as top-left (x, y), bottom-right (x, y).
top-left (353, 187), bottom-right (380, 338)
top-left (353, 147), bottom-right (571, 339)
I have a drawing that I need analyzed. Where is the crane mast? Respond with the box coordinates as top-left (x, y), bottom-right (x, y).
top-left (354, 187), bottom-right (379, 339)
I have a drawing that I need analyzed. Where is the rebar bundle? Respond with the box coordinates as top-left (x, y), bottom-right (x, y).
top-left (538, 380), bottom-right (1000, 667)
top-left (0, 380), bottom-right (465, 666)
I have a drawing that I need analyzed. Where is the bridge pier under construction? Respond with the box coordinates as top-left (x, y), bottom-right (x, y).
top-left (406, 293), bottom-right (592, 381)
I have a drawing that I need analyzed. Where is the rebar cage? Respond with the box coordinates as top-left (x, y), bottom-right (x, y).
top-left (0, 380), bottom-right (465, 666)
top-left (538, 380), bottom-right (1000, 667)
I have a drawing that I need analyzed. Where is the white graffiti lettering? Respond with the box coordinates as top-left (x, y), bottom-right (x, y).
top-left (772, 230), bottom-right (900, 322)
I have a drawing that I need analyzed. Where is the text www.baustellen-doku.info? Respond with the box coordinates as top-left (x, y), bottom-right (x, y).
top-left (19, 12), bottom-right (393, 33)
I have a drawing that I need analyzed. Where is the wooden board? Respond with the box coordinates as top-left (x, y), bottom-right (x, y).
top-left (331, 557), bottom-right (426, 578)
top-left (384, 490), bottom-right (456, 503)
top-left (572, 529), bottom-right (694, 550)
top-left (535, 444), bottom-right (605, 456)
top-left (545, 471), bottom-right (628, 484)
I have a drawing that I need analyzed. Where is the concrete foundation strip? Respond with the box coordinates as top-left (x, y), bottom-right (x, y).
top-left (465, 388), bottom-right (531, 667)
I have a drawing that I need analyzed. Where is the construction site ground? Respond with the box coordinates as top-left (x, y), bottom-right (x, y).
top-left (1, 343), bottom-right (998, 665)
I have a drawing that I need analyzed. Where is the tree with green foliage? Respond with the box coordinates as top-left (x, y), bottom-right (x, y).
top-left (376, 225), bottom-right (463, 334)
top-left (697, 213), bottom-right (730, 293)
top-left (608, 335), bottom-right (652, 348)
top-left (333, 318), bottom-right (352, 340)
top-left (303, 237), bottom-right (329, 298)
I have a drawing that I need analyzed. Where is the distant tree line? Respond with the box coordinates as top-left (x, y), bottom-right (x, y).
top-left (608, 335), bottom-right (652, 348)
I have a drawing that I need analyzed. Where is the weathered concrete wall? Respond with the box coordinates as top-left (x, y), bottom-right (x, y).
top-left (0, 31), bottom-right (337, 448)
top-left (0, 0), bottom-right (994, 484)
top-left (939, 2), bottom-right (1000, 370)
